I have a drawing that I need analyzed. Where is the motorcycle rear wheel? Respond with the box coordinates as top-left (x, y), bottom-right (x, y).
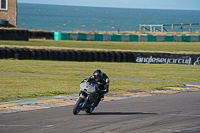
top-left (73, 97), bottom-right (84, 115)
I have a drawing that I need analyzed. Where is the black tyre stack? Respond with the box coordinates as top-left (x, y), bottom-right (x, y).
top-left (0, 48), bottom-right (137, 63)
top-left (0, 47), bottom-right (144, 63)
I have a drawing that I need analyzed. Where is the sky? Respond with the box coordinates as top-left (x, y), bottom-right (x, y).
top-left (17, 0), bottom-right (200, 10)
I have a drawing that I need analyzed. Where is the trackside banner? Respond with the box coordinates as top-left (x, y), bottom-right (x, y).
top-left (0, 48), bottom-right (199, 65)
top-left (135, 55), bottom-right (200, 65)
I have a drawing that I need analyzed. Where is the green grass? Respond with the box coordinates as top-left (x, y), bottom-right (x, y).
top-left (0, 74), bottom-right (182, 102)
top-left (1, 59), bottom-right (199, 82)
top-left (0, 75), bottom-right (81, 102)
top-left (1, 59), bottom-right (199, 102)
top-left (0, 39), bottom-right (200, 102)
top-left (0, 40), bottom-right (200, 54)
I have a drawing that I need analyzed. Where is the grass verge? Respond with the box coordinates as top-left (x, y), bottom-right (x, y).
top-left (0, 40), bottom-right (200, 54)
top-left (0, 74), bottom-right (183, 102)
top-left (0, 59), bottom-right (199, 82)
top-left (0, 59), bottom-right (199, 102)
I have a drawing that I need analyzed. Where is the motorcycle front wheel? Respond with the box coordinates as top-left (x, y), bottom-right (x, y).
top-left (73, 97), bottom-right (84, 115)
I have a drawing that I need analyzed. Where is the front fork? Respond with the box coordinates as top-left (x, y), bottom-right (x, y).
top-left (79, 93), bottom-right (88, 109)
top-left (79, 93), bottom-right (97, 109)
top-left (79, 93), bottom-right (87, 101)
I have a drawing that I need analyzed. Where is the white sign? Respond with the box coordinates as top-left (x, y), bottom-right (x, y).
top-left (136, 56), bottom-right (192, 65)
top-left (194, 57), bottom-right (200, 65)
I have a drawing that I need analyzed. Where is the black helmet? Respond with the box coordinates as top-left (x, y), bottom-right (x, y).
top-left (93, 69), bottom-right (103, 82)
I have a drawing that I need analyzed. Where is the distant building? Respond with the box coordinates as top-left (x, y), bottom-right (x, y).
top-left (0, 0), bottom-right (17, 27)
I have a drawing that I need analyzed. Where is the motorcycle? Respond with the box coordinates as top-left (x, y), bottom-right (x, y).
top-left (73, 79), bottom-right (100, 115)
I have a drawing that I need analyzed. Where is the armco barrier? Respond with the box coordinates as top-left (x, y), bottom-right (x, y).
top-left (156, 35), bottom-right (165, 42)
top-left (148, 35), bottom-right (156, 42)
top-left (54, 32), bottom-right (200, 42)
top-left (164, 35), bottom-right (174, 42)
top-left (182, 35), bottom-right (190, 42)
top-left (78, 33), bottom-right (87, 40)
top-left (87, 33), bottom-right (95, 41)
top-left (173, 35), bottom-right (182, 42)
top-left (95, 33), bottom-right (103, 41)
top-left (54, 32), bottom-right (62, 40)
top-left (129, 34), bottom-right (139, 42)
top-left (121, 34), bottom-right (129, 42)
top-left (70, 33), bottom-right (78, 40)
top-left (0, 48), bottom-right (199, 65)
top-left (191, 35), bottom-right (199, 42)
top-left (111, 34), bottom-right (121, 41)
top-left (139, 34), bottom-right (148, 42)
top-left (103, 34), bottom-right (111, 41)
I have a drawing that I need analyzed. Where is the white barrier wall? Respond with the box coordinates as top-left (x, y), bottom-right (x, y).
top-left (139, 34), bottom-right (148, 42)
top-left (173, 35), bottom-right (182, 42)
top-left (70, 33), bottom-right (78, 40)
top-left (121, 34), bottom-right (130, 42)
top-left (190, 35), bottom-right (199, 42)
top-left (86, 33), bottom-right (95, 41)
top-left (156, 35), bottom-right (165, 42)
top-left (103, 34), bottom-right (111, 41)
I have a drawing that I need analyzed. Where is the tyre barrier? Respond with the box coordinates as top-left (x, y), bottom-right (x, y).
top-left (0, 29), bottom-right (29, 41)
top-left (0, 48), bottom-right (200, 65)
top-left (29, 32), bottom-right (54, 39)
top-left (0, 30), bottom-right (54, 41)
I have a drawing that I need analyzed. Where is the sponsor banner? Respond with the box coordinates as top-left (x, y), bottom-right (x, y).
top-left (135, 55), bottom-right (200, 65)
top-left (194, 57), bottom-right (200, 65)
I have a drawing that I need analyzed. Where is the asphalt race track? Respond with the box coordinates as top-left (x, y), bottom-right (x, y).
top-left (0, 91), bottom-right (200, 133)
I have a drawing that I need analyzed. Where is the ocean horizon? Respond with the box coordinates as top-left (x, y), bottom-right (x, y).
top-left (17, 3), bottom-right (200, 32)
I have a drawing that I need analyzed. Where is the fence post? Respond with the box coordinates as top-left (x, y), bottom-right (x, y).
top-left (199, 23), bottom-right (200, 31)
top-left (181, 23), bottom-right (183, 32)
top-left (150, 25), bottom-right (152, 32)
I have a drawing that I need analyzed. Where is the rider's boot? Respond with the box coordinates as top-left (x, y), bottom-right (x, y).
top-left (100, 96), bottom-right (104, 101)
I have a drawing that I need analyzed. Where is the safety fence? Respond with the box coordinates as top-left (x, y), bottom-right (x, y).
top-left (0, 48), bottom-right (199, 65)
top-left (140, 23), bottom-right (200, 32)
top-left (54, 32), bottom-right (200, 42)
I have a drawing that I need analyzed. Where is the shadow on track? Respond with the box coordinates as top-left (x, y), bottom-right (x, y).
top-left (81, 112), bottom-right (159, 115)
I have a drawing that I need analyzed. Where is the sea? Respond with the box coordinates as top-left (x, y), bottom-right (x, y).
top-left (17, 3), bottom-right (200, 32)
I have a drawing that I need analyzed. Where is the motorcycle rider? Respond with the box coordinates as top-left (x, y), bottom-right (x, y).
top-left (85, 69), bottom-right (110, 106)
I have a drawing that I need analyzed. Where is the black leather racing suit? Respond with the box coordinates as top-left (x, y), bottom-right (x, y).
top-left (87, 73), bottom-right (109, 106)
top-left (88, 73), bottom-right (109, 95)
